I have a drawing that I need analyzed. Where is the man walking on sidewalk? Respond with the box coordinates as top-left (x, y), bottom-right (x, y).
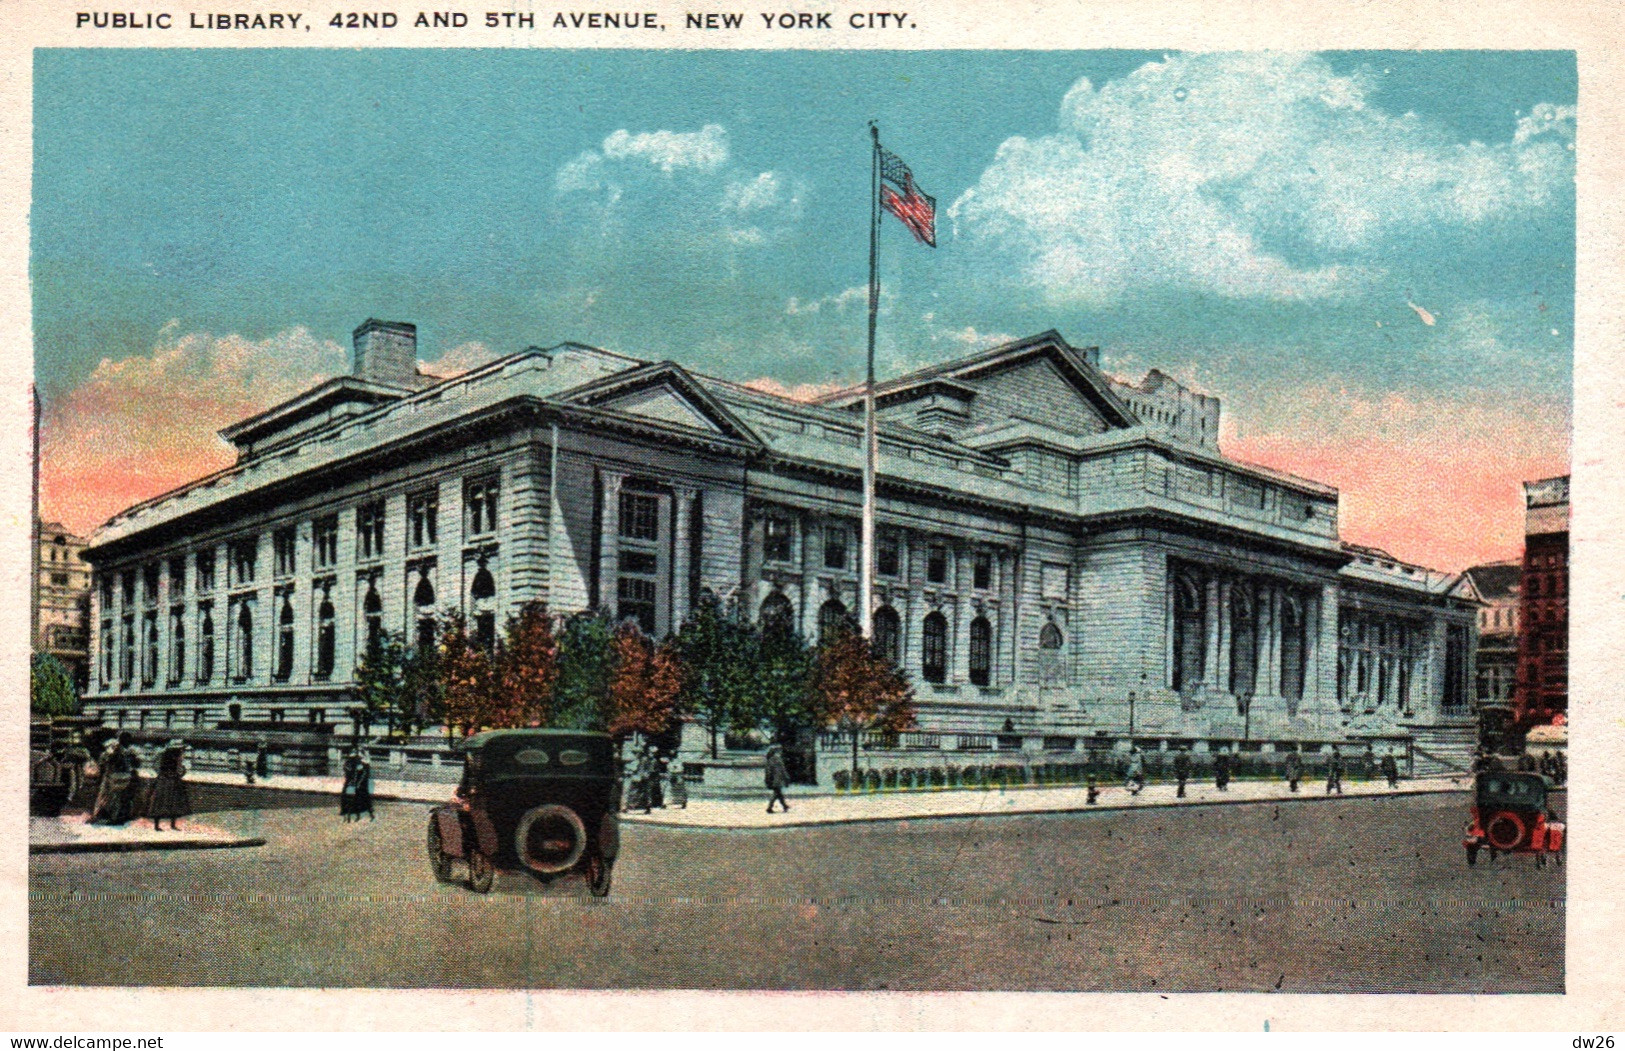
top-left (1326, 746), bottom-right (1345, 795)
top-left (1213, 750), bottom-right (1231, 791)
top-left (1173, 747), bottom-right (1191, 798)
top-left (765, 743), bottom-right (791, 814)
top-left (1285, 749), bottom-right (1302, 793)
top-left (1380, 749), bottom-right (1400, 789)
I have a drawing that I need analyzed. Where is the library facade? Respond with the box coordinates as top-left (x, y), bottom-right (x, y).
top-left (81, 319), bottom-right (1479, 754)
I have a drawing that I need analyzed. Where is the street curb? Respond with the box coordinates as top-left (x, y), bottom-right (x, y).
top-left (30, 836), bottom-right (268, 855)
top-left (619, 783), bottom-right (1475, 831)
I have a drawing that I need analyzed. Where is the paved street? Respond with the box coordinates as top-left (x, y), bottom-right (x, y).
top-left (30, 789), bottom-right (1562, 992)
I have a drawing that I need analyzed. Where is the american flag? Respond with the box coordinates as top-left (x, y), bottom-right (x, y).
top-left (879, 147), bottom-right (936, 247)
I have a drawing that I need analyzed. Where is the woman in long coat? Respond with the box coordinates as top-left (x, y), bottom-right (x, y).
top-left (148, 740), bottom-right (190, 831)
top-left (351, 752), bottom-right (375, 821)
top-left (90, 732), bottom-right (137, 825)
top-left (339, 753), bottom-right (359, 821)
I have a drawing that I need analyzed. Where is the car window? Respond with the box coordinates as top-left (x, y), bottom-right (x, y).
top-left (514, 748), bottom-right (550, 766)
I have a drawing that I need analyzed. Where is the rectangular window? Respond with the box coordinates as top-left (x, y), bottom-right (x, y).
top-left (121, 570), bottom-right (136, 606)
top-left (51, 573), bottom-right (69, 586)
top-left (927, 544), bottom-right (948, 585)
top-left (230, 538), bottom-right (258, 587)
top-left (100, 574), bottom-right (114, 609)
top-left (274, 527), bottom-right (297, 577)
top-left (142, 564), bottom-right (160, 605)
top-left (616, 577), bottom-right (657, 634)
top-left (313, 515), bottom-right (339, 568)
top-left (465, 477), bottom-right (499, 536)
top-left (621, 550), bottom-right (659, 575)
top-left (878, 532), bottom-right (901, 577)
top-left (168, 556), bottom-right (186, 597)
top-left (619, 491), bottom-right (660, 541)
top-left (408, 490), bottom-right (439, 549)
top-left (99, 620), bottom-right (113, 686)
top-left (357, 500), bottom-right (386, 560)
top-left (763, 517), bottom-right (793, 563)
top-left (196, 550), bottom-right (216, 592)
top-left (973, 551), bottom-right (992, 591)
top-left (823, 525), bottom-right (849, 571)
top-left (168, 607), bottom-right (186, 683)
top-left (197, 603), bottom-right (215, 683)
top-left (120, 616), bottom-right (135, 684)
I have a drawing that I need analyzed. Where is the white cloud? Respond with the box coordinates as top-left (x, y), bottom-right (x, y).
top-left (602, 124), bottom-right (729, 172)
top-left (784, 285), bottom-right (873, 316)
top-left (419, 341), bottom-right (498, 379)
top-left (951, 53), bottom-right (1575, 305)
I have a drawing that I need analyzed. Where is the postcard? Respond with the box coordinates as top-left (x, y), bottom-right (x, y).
top-left (6, 0), bottom-right (1624, 1033)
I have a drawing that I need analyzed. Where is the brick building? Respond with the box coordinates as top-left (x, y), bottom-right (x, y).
top-left (80, 320), bottom-right (1478, 753)
top-left (1515, 475), bottom-right (1568, 726)
top-left (1462, 560), bottom-right (1520, 707)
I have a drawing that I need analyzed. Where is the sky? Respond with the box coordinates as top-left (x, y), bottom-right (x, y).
top-left (33, 49), bottom-right (1575, 571)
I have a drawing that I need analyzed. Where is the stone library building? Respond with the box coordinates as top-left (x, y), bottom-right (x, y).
top-left (81, 318), bottom-right (1480, 765)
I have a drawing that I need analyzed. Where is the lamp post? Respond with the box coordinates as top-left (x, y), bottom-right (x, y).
top-left (1127, 690), bottom-right (1136, 741)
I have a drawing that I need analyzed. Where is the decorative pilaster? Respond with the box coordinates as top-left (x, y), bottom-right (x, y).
top-left (672, 487), bottom-right (696, 625)
top-left (598, 471), bottom-right (623, 617)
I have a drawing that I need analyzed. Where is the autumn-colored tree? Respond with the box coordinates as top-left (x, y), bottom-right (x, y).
top-left (491, 601), bottom-right (559, 729)
top-left (812, 626), bottom-right (916, 774)
top-left (439, 612), bottom-right (496, 736)
top-left (603, 621), bottom-right (681, 744)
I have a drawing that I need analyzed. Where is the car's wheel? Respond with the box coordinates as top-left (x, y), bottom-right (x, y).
top-left (1486, 812), bottom-right (1527, 851)
top-left (467, 850), bottom-right (495, 894)
top-left (515, 804), bottom-right (588, 876)
top-left (585, 851), bottom-right (613, 897)
top-left (1466, 844), bottom-right (1479, 867)
top-left (427, 818), bottom-right (453, 883)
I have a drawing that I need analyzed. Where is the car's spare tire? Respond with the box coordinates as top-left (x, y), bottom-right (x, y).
top-left (1486, 811), bottom-right (1528, 850)
top-left (515, 803), bottom-right (588, 875)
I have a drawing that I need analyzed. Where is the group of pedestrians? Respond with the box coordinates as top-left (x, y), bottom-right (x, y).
top-left (86, 732), bottom-right (191, 831)
top-left (623, 745), bottom-right (689, 815)
top-left (1116, 741), bottom-right (1402, 798)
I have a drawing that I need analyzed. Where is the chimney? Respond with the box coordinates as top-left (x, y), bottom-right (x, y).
top-left (352, 319), bottom-right (419, 387)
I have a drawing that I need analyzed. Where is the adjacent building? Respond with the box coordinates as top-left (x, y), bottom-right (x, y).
top-left (35, 521), bottom-right (91, 689)
top-left (1463, 560), bottom-right (1520, 707)
top-left (1515, 475), bottom-right (1569, 727)
top-left (80, 320), bottom-right (1478, 753)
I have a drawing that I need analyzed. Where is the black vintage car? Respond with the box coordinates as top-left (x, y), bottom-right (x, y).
top-left (427, 729), bottom-right (621, 895)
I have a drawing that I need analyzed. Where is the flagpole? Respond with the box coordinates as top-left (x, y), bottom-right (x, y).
top-left (860, 123), bottom-right (880, 640)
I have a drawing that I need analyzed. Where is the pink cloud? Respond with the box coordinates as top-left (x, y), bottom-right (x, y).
top-left (41, 325), bottom-right (348, 536)
top-left (741, 377), bottom-right (844, 402)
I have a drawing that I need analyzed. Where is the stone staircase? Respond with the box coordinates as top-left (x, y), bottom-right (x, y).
top-left (1407, 721), bottom-right (1478, 777)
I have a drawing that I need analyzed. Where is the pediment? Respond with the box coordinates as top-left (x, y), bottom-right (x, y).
top-left (596, 385), bottom-right (722, 433)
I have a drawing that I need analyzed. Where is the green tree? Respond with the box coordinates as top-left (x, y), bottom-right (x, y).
top-left (753, 624), bottom-right (817, 747)
top-left (399, 638), bottom-right (443, 739)
top-left (552, 612), bottom-right (615, 731)
top-left (30, 653), bottom-right (79, 717)
top-left (353, 630), bottom-right (407, 738)
top-left (671, 594), bottom-right (757, 757)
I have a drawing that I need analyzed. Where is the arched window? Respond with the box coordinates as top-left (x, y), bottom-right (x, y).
top-left (760, 592), bottom-right (795, 641)
top-left (471, 564), bottom-right (496, 653)
top-left (363, 584), bottom-right (382, 657)
top-left (922, 611), bottom-right (948, 684)
top-left (316, 598), bottom-right (336, 678)
top-left (471, 566), bottom-right (496, 601)
top-left (414, 575), bottom-right (436, 608)
top-left (873, 605), bottom-right (901, 665)
top-left (1037, 621), bottom-right (1065, 686)
top-left (1040, 622), bottom-right (1064, 650)
top-left (968, 615), bottom-right (992, 686)
top-left (414, 574), bottom-right (437, 652)
top-left (276, 596), bottom-right (295, 681)
top-left (1228, 587), bottom-right (1257, 702)
top-left (818, 598), bottom-right (851, 646)
top-left (198, 608), bottom-right (214, 683)
top-left (236, 602), bottom-right (254, 679)
top-left (1172, 574), bottom-right (1205, 692)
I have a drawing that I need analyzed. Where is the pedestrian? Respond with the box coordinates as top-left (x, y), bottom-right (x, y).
top-left (1214, 750), bottom-right (1231, 792)
top-left (765, 742), bottom-right (791, 813)
top-left (351, 750), bottom-right (374, 821)
top-left (649, 754), bottom-right (667, 810)
top-left (89, 731), bottom-right (137, 825)
top-left (1173, 747), bottom-right (1191, 799)
top-left (1555, 751), bottom-right (1567, 785)
top-left (339, 752), bottom-right (359, 821)
top-left (147, 739), bottom-right (190, 831)
top-left (1380, 749), bottom-right (1400, 789)
top-left (1086, 773), bottom-right (1099, 805)
top-left (1125, 747), bottom-right (1145, 796)
top-left (1326, 745), bottom-right (1345, 796)
top-left (635, 746), bottom-right (655, 815)
top-left (254, 741), bottom-right (269, 781)
top-left (1284, 749), bottom-right (1303, 793)
top-left (667, 757), bottom-right (688, 810)
top-left (1363, 743), bottom-right (1376, 781)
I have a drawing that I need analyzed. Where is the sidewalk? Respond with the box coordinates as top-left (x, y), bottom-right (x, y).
top-left (618, 774), bottom-right (1472, 829)
top-left (30, 812), bottom-right (266, 854)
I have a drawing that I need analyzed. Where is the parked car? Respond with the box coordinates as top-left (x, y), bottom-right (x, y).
top-left (1463, 771), bottom-right (1564, 867)
top-left (427, 729), bottom-right (621, 895)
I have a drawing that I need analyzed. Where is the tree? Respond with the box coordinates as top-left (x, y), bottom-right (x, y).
top-left (353, 631), bottom-right (408, 737)
top-left (603, 621), bottom-right (682, 743)
top-left (31, 653), bottom-right (79, 718)
top-left (439, 612), bottom-right (496, 736)
top-left (552, 612), bottom-right (615, 731)
top-left (491, 601), bottom-right (559, 729)
top-left (752, 624), bottom-right (817, 746)
top-left (399, 639), bottom-right (443, 739)
top-left (671, 593), bottom-right (757, 757)
top-left (812, 626), bottom-right (917, 774)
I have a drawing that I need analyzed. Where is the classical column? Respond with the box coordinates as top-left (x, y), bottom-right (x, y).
top-left (1215, 580), bottom-right (1233, 695)
top-left (671, 486), bottom-right (696, 626)
top-left (599, 471), bottom-right (623, 617)
top-left (800, 517), bottom-right (820, 640)
top-left (1203, 576), bottom-right (1222, 688)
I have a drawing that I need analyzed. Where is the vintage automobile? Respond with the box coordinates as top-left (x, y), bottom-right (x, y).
top-left (1464, 770), bottom-right (1565, 866)
top-left (427, 729), bottom-right (621, 895)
